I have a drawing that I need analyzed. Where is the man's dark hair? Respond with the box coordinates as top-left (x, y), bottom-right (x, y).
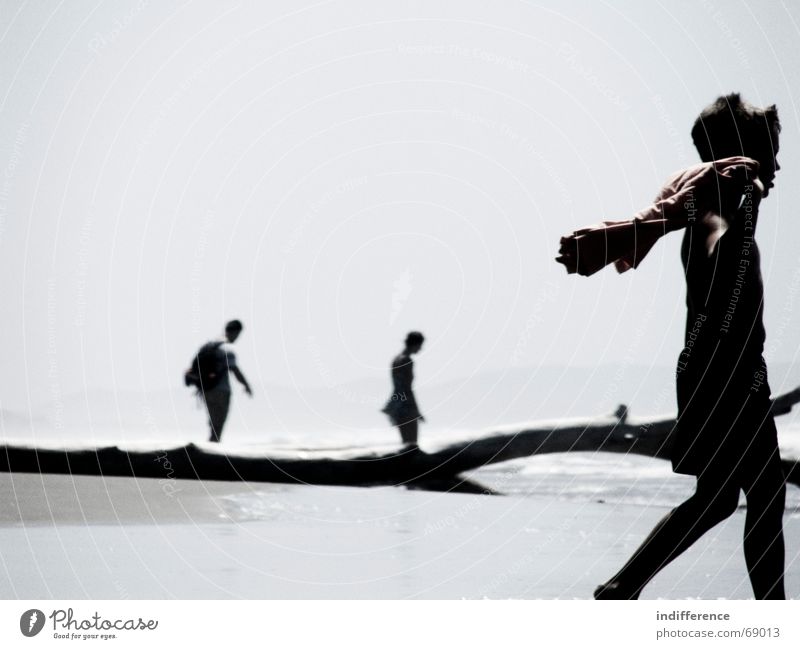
top-left (225, 319), bottom-right (243, 333)
top-left (405, 331), bottom-right (424, 346)
top-left (691, 93), bottom-right (780, 162)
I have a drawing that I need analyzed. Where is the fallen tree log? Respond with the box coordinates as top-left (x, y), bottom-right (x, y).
top-left (423, 391), bottom-right (800, 487)
top-left (1, 385), bottom-right (799, 488)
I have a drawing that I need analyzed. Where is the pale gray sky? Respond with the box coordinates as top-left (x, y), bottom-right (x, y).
top-left (2, 0), bottom-right (800, 420)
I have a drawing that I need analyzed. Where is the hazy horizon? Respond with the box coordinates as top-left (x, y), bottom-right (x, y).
top-left (3, 1), bottom-right (800, 427)
top-left (4, 360), bottom-right (800, 445)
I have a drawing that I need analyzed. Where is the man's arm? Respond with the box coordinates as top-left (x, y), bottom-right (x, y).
top-left (555, 158), bottom-right (760, 276)
top-left (231, 366), bottom-right (253, 397)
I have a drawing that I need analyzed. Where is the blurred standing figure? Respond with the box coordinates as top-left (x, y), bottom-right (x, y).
top-left (382, 331), bottom-right (425, 448)
top-left (185, 319), bottom-right (253, 443)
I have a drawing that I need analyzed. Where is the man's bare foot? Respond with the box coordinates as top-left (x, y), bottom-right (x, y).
top-left (593, 581), bottom-right (640, 600)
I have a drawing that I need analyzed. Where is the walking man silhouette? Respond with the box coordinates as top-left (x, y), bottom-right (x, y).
top-left (185, 319), bottom-right (253, 443)
top-left (557, 94), bottom-right (786, 599)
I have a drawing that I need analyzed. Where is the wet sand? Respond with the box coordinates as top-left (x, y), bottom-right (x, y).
top-left (1, 472), bottom-right (798, 599)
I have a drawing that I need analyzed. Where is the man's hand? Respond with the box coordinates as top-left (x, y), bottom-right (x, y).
top-left (555, 235), bottom-right (579, 274)
top-left (231, 366), bottom-right (253, 397)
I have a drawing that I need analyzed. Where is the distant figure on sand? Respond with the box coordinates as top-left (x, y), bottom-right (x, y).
top-left (557, 94), bottom-right (786, 599)
top-left (382, 331), bottom-right (425, 448)
top-left (185, 319), bottom-right (253, 443)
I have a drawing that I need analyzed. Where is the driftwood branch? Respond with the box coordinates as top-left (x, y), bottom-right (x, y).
top-left (1, 385), bottom-right (799, 489)
top-left (423, 386), bottom-right (800, 486)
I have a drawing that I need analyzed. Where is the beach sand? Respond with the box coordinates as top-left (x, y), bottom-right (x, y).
top-left (1, 472), bottom-right (798, 599)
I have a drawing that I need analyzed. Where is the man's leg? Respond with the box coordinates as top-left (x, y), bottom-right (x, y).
top-left (595, 476), bottom-right (740, 599)
top-left (205, 391), bottom-right (231, 443)
top-left (740, 419), bottom-right (786, 600)
top-left (398, 420), bottom-right (418, 446)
